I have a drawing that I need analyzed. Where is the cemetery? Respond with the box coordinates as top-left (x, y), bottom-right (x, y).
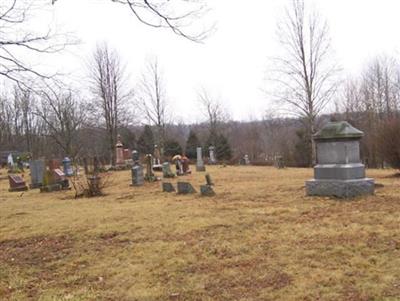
top-left (1, 135), bottom-right (400, 300)
top-left (2, 0), bottom-right (400, 300)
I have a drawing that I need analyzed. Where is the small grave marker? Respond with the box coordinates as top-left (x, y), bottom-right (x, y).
top-left (177, 182), bottom-right (196, 194)
top-left (200, 185), bottom-right (215, 197)
top-left (8, 175), bottom-right (28, 192)
top-left (162, 182), bottom-right (176, 192)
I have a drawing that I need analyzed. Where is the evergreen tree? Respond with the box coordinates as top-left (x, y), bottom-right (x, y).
top-left (215, 134), bottom-right (232, 161)
top-left (164, 139), bottom-right (183, 157)
top-left (185, 130), bottom-right (200, 159)
top-left (137, 125), bottom-right (155, 155)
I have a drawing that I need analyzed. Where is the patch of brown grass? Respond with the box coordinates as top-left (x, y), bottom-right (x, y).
top-left (1, 166), bottom-right (400, 300)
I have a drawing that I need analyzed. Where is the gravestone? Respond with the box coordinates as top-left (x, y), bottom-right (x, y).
top-left (123, 148), bottom-right (131, 161)
top-left (205, 173), bottom-right (214, 186)
top-left (131, 165), bottom-right (144, 186)
top-left (40, 164), bottom-right (69, 192)
top-left (53, 169), bottom-right (70, 189)
top-left (144, 154), bottom-right (157, 182)
top-left (200, 185), bottom-right (215, 197)
top-left (162, 182), bottom-right (176, 192)
top-left (176, 159), bottom-right (184, 176)
top-left (182, 156), bottom-right (191, 174)
top-left (196, 147), bottom-right (206, 172)
top-left (8, 175), bottom-right (28, 192)
top-left (275, 155), bottom-right (285, 169)
top-left (115, 134), bottom-right (125, 166)
top-left (29, 160), bottom-right (45, 189)
top-left (306, 121), bottom-right (374, 198)
top-left (162, 162), bottom-right (175, 178)
top-left (177, 182), bottom-right (196, 194)
top-left (48, 159), bottom-right (61, 171)
top-left (132, 150), bottom-right (140, 165)
top-left (62, 157), bottom-right (73, 176)
top-left (209, 146), bottom-right (217, 164)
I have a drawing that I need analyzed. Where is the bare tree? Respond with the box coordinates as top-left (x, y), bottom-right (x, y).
top-left (52, 0), bottom-right (213, 42)
top-left (197, 88), bottom-right (228, 136)
top-left (88, 43), bottom-right (132, 165)
top-left (35, 86), bottom-right (86, 159)
top-left (137, 58), bottom-right (168, 150)
top-left (270, 0), bottom-right (339, 164)
top-left (0, 0), bottom-right (74, 87)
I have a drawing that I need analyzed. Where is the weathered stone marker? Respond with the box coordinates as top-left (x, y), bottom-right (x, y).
top-left (162, 162), bottom-right (175, 178)
top-left (306, 121), bottom-right (374, 198)
top-left (205, 173), bottom-right (214, 186)
top-left (29, 160), bottom-right (45, 189)
top-left (200, 185), bottom-right (215, 196)
top-left (196, 147), bottom-right (206, 172)
top-left (115, 134), bottom-right (125, 166)
top-left (177, 182), bottom-right (196, 194)
top-left (162, 182), bottom-right (176, 192)
top-left (131, 165), bottom-right (144, 186)
top-left (62, 157), bottom-right (74, 176)
top-left (209, 146), bottom-right (217, 164)
top-left (8, 175), bottom-right (28, 192)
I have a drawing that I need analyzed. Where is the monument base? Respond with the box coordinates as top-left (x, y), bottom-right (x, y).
top-left (196, 165), bottom-right (206, 172)
top-left (306, 178), bottom-right (374, 198)
top-left (29, 183), bottom-right (43, 189)
top-left (9, 186), bottom-right (28, 192)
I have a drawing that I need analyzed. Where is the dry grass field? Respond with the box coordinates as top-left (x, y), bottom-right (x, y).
top-left (1, 166), bottom-right (400, 301)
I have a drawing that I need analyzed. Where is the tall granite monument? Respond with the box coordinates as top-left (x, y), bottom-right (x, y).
top-left (306, 121), bottom-right (374, 198)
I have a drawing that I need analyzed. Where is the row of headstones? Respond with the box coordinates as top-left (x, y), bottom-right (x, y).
top-left (8, 159), bottom-right (70, 193)
top-left (131, 147), bottom-right (209, 186)
top-left (162, 174), bottom-right (215, 197)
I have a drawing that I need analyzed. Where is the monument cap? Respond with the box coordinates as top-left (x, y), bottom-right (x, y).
top-left (314, 121), bottom-right (363, 141)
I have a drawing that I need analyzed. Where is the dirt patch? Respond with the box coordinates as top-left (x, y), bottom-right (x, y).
top-left (0, 235), bottom-right (75, 268)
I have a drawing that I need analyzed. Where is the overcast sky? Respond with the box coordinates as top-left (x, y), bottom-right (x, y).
top-left (33, 0), bottom-right (400, 122)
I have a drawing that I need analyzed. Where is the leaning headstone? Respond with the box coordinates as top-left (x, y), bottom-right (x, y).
top-left (162, 182), bottom-right (176, 192)
top-left (200, 185), bottom-right (215, 197)
top-left (177, 182), bottom-right (196, 194)
top-left (306, 121), bottom-right (375, 198)
top-left (53, 169), bottom-right (69, 189)
top-left (29, 160), bottom-right (45, 189)
top-left (162, 162), bottom-right (175, 178)
top-left (8, 175), bottom-right (28, 192)
top-left (205, 173), bottom-right (214, 186)
top-left (196, 147), bottom-right (206, 172)
top-left (131, 165), bottom-right (144, 186)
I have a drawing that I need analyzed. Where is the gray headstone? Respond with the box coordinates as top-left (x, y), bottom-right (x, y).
top-left (200, 185), bottom-right (215, 197)
top-left (209, 146), bottom-right (217, 164)
top-left (131, 165), bottom-right (144, 186)
top-left (132, 150), bottom-right (140, 164)
top-left (30, 160), bottom-right (45, 188)
top-left (306, 121), bottom-right (374, 198)
top-left (162, 182), bottom-right (176, 192)
top-left (162, 162), bottom-right (175, 178)
top-left (196, 147), bottom-right (206, 172)
top-left (177, 182), bottom-right (196, 194)
top-left (205, 173), bottom-right (214, 186)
